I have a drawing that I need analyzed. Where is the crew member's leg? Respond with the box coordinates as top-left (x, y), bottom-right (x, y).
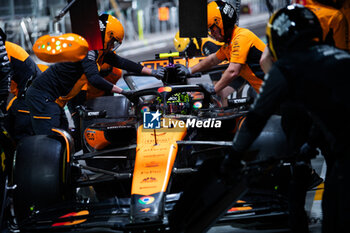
top-left (5, 97), bottom-right (34, 142)
top-left (25, 87), bottom-right (65, 135)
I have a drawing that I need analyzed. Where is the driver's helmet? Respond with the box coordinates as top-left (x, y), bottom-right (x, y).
top-left (99, 14), bottom-right (124, 51)
top-left (173, 31), bottom-right (201, 57)
top-left (266, 4), bottom-right (322, 60)
top-left (157, 92), bottom-right (191, 114)
top-left (207, 1), bottom-right (237, 42)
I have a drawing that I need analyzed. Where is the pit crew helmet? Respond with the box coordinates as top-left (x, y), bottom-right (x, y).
top-left (173, 31), bottom-right (201, 57)
top-left (207, 1), bottom-right (237, 42)
top-left (99, 14), bottom-right (124, 51)
top-left (266, 4), bottom-right (322, 60)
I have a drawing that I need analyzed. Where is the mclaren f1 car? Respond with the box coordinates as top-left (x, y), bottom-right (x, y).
top-left (2, 53), bottom-right (294, 233)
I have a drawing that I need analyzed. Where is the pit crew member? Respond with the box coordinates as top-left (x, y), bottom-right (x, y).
top-left (4, 41), bottom-right (42, 142)
top-left (176, 0), bottom-right (266, 100)
top-left (0, 28), bottom-right (12, 113)
top-left (26, 14), bottom-right (165, 135)
top-left (227, 5), bottom-right (350, 233)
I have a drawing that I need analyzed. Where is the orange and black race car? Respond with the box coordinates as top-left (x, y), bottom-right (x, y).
top-left (0, 51), bottom-right (300, 233)
top-left (0, 0), bottom-right (316, 231)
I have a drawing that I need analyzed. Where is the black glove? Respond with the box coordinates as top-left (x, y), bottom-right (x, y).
top-left (121, 89), bottom-right (136, 101)
top-left (175, 64), bottom-right (191, 77)
top-left (198, 83), bottom-right (223, 107)
top-left (198, 83), bottom-right (215, 95)
top-left (151, 67), bottom-right (166, 79)
top-left (299, 142), bottom-right (318, 160)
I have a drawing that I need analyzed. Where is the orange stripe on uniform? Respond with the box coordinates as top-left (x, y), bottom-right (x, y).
top-left (17, 109), bottom-right (30, 113)
top-left (6, 96), bottom-right (17, 111)
top-left (33, 116), bottom-right (52, 119)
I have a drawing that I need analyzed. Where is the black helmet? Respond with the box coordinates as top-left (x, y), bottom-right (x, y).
top-left (266, 4), bottom-right (322, 60)
top-left (207, 1), bottom-right (237, 42)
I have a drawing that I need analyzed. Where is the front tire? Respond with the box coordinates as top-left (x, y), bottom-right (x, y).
top-left (12, 135), bottom-right (72, 223)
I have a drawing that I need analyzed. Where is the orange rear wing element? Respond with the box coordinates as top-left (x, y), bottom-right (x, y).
top-left (33, 33), bottom-right (89, 63)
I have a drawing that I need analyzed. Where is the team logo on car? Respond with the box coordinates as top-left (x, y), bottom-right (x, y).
top-left (139, 196), bottom-right (155, 205)
top-left (143, 110), bottom-right (161, 129)
top-left (140, 208), bottom-right (151, 213)
top-left (141, 177), bottom-right (157, 183)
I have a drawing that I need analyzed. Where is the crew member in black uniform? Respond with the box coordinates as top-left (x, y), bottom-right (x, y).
top-left (226, 5), bottom-right (350, 233)
top-left (0, 28), bottom-right (12, 113)
top-left (26, 14), bottom-right (165, 135)
top-left (4, 41), bottom-right (42, 142)
top-left (0, 28), bottom-right (42, 142)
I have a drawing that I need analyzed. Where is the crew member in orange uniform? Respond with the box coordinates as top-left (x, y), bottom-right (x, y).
top-left (173, 30), bottom-right (247, 89)
top-left (293, 0), bottom-right (348, 51)
top-left (176, 0), bottom-right (266, 100)
top-left (339, 0), bottom-right (350, 50)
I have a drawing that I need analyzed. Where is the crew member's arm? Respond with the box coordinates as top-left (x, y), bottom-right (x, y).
top-left (104, 52), bottom-right (165, 79)
top-left (111, 85), bottom-right (123, 94)
top-left (260, 47), bottom-right (275, 74)
top-left (82, 51), bottom-right (122, 94)
top-left (190, 53), bottom-right (222, 74)
top-left (214, 62), bottom-right (242, 93)
top-left (232, 65), bottom-right (288, 152)
top-left (329, 11), bottom-right (348, 51)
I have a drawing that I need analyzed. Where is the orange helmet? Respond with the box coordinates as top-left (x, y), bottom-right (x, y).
top-left (207, 1), bottom-right (237, 42)
top-left (99, 14), bottom-right (124, 51)
top-left (173, 31), bottom-right (200, 52)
